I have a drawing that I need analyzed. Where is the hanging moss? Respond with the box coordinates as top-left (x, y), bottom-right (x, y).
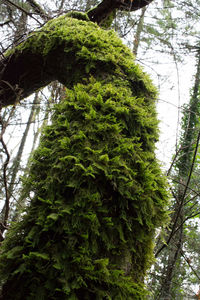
top-left (0, 14), bottom-right (168, 300)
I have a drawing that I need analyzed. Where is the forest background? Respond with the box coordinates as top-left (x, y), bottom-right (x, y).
top-left (0, 0), bottom-right (200, 298)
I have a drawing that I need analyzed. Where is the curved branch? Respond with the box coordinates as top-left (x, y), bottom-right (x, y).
top-left (87, 0), bottom-right (153, 24)
top-left (0, 13), bottom-right (152, 108)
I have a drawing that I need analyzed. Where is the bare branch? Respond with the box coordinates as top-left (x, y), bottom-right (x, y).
top-left (2, 0), bottom-right (43, 25)
top-left (156, 130), bottom-right (200, 257)
top-left (26, 0), bottom-right (50, 21)
top-left (0, 20), bottom-right (11, 27)
top-left (180, 248), bottom-right (200, 281)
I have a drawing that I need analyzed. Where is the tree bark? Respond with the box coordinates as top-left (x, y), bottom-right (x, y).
top-left (0, 44), bottom-right (72, 107)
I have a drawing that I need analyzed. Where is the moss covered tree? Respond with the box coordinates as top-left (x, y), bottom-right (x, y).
top-left (0, 6), bottom-right (168, 300)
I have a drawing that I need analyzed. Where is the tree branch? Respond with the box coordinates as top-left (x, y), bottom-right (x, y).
top-left (0, 0), bottom-right (154, 107)
top-left (26, 0), bottom-right (50, 21)
top-left (87, 0), bottom-right (153, 24)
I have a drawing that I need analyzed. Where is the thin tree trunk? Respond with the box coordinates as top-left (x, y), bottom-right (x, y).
top-left (133, 6), bottom-right (147, 56)
top-left (0, 93), bottom-right (40, 224)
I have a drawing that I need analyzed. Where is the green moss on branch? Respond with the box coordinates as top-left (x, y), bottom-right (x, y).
top-left (1, 14), bottom-right (155, 106)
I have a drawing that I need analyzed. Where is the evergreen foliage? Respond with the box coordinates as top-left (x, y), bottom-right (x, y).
top-left (0, 14), bottom-right (168, 299)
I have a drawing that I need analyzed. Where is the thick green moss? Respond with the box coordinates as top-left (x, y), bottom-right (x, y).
top-left (6, 14), bottom-right (157, 92)
top-left (0, 16), bottom-right (168, 300)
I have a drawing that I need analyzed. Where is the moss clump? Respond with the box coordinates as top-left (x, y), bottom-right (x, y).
top-left (0, 15), bottom-right (168, 300)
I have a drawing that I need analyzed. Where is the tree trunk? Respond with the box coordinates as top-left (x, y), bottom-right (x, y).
top-left (0, 14), bottom-right (168, 299)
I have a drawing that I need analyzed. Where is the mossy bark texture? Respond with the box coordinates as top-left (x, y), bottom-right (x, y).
top-left (0, 15), bottom-right (168, 299)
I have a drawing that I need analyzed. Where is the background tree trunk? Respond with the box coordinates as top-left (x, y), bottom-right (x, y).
top-left (156, 48), bottom-right (200, 299)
